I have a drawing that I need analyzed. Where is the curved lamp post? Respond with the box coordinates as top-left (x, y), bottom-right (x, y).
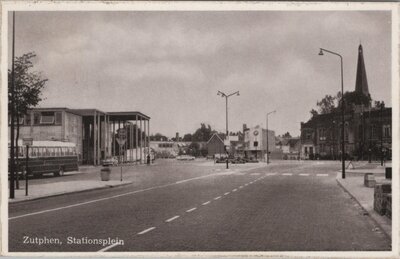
top-left (319, 48), bottom-right (345, 179)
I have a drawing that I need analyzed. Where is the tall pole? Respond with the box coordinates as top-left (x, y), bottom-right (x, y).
top-left (217, 90), bottom-right (239, 169)
top-left (319, 48), bottom-right (345, 179)
top-left (380, 103), bottom-right (384, 166)
top-left (226, 96), bottom-right (228, 136)
top-left (266, 116), bottom-right (269, 163)
top-left (340, 55), bottom-right (345, 179)
top-left (10, 11), bottom-right (16, 199)
top-left (266, 110), bottom-right (276, 164)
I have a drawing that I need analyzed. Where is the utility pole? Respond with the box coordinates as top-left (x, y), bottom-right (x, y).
top-left (10, 11), bottom-right (16, 199)
top-left (217, 90), bottom-right (239, 169)
top-left (266, 110), bottom-right (276, 164)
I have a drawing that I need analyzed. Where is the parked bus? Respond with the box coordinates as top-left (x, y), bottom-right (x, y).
top-left (8, 140), bottom-right (79, 177)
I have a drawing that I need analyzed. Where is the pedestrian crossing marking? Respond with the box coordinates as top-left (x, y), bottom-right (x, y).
top-left (299, 173), bottom-right (309, 176)
top-left (282, 173), bottom-right (293, 176)
top-left (317, 174), bottom-right (329, 177)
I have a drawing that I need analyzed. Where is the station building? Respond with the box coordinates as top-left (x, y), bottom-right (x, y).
top-left (9, 107), bottom-right (151, 165)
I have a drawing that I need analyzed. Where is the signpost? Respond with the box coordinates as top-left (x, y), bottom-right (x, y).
top-left (22, 138), bottom-right (33, 196)
top-left (116, 129), bottom-right (127, 181)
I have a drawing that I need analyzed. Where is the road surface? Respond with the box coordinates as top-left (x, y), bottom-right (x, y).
top-left (9, 160), bottom-right (390, 252)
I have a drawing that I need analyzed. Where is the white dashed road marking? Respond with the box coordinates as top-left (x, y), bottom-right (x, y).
top-left (317, 174), bottom-right (329, 177)
top-left (202, 201), bottom-right (211, 205)
top-left (165, 215), bottom-right (180, 222)
top-left (224, 192), bottom-right (230, 195)
top-left (186, 207), bottom-right (197, 213)
top-left (214, 196), bottom-right (221, 200)
top-left (98, 242), bottom-right (122, 252)
top-left (232, 189), bottom-right (237, 192)
top-left (299, 173), bottom-right (310, 176)
top-left (282, 173), bottom-right (293, 176)
top-left (239, 186), bottom-right (244, 189)
top-left (137, 227), bottom-right (156, 235)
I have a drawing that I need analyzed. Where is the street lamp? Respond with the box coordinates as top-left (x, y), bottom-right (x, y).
top-left (217, 90), bottom-right (240, 169)
top-left (319, 48), bottom-right (345, 179)
top-left (266, 110), bottom-right (276, 164)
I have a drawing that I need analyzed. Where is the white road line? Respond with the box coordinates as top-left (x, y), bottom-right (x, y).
top-left (137, 227), bottom-right (156, 235)
top-left (266, 173), bottom-right (276, 176)
top-left (165, 215), bottom-right (180, 222)
top-left (214, 196), bottom-right (221, 200)
top-left (10, 170), bottom-right (231, 221)
top-left (232, 189), bottom-right (237, 192)
top-left (239, 186), bottom-right (243, 189)
top-left (244, 183), bottom-right (248, 186)
top-left (202, 201), bottom-right (211, 205)
top-left (224, 192), bottom-right (230, 195)
top-left (282, 173), bottom-right (293, 176)
top-left (299, 173), bottom-right (310, 176)
top-left (186, 207), bottom-right (197, 213)
top-left (317, 174), bottom-right (329, 177)
top-left (98, 241), bottom-right (123, 252)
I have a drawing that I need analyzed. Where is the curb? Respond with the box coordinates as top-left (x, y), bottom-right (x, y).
top-left (9, 181), bottom-right (133, 205)
top-left (335, 173), bottom-right (391, 240)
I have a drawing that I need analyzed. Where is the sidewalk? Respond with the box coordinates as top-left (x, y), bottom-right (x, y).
top-left (336, 168), bottom-right (392, 239)
top-left (9, 180), bottom-right (132, 203)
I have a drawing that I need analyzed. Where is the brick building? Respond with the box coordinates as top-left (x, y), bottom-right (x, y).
top-left (300, 45), bottom-right (392, 160)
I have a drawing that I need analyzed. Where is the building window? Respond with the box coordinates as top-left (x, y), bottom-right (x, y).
top-left (24, 113), bottom-right (31, 126)
top-left (383, 125), bottom-right (391, 138)
top-left (40, 112), bottom-right (55, 124)
top-left (33, 113), bottom-right (40, 125)
top-left (55, 112), bottom-right (62, 125)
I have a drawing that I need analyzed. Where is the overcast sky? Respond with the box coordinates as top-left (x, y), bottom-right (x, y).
top-left (8, 11), bottom-right (392, 138)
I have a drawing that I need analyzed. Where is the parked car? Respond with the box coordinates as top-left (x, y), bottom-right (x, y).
top-left (101, 157), bottom-right (118, 166)
top-left (176, 155), bottom-right (195, 161)
top-left (231, 157), bottom-right (246, 164)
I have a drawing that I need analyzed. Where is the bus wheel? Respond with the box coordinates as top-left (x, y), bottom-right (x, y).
top-left (54, 168), bottom-right (64, 177)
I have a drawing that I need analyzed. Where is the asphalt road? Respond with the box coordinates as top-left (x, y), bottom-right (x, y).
top-left (8, 160), bottom-right (391, 252)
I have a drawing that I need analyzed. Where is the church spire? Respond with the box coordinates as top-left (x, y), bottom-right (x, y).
top-left (355, 44), bottom-right (370, 97)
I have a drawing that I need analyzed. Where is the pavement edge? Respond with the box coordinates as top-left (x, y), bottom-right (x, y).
top-left (8, 181), bottom-right (133, 205)
top-left (335, 172), bottom-right (392, 241)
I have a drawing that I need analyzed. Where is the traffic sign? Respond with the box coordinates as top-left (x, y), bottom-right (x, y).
top-left (117, 129), bottom-right (127, 146)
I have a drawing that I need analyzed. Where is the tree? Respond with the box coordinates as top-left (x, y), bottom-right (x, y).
top-left (188, 142), bottom-right (201, 157)
top-left (341, 91), bottom-right (371, 109)
top-left (8, 52), bottom-right (47, 175)
top-left (282, 132), bottom-right (292, 138)
top-left (192, 123), bottom-right (215, 142)
top-left (182, 133), bottom-right (192, 141)
top-left (150, 133), bottom-right (167, 141)
top-left (316, 94), bottom-right (337, 114)
top-left (310, 108), bottom-right (318, 117)
top-left (374, 101), bottom-right (385, 109)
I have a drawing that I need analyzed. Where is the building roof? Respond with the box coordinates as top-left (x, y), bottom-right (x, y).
top-left (355, 44), bottom-right (370, 97)
top-left (207, 133), bottom-right (225, 144)
top-left (28, 107), bottom-right (150, 120)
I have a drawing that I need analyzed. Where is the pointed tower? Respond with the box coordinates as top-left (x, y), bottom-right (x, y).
top-left (355, 44), bottom-right (370, 97)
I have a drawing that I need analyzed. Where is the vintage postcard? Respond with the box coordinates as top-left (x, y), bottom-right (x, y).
top-left (1, 1), bottom-right (399, 258)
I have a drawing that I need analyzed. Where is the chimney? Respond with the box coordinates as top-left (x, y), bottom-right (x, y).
top-left (176, 132), bottom-right (179, 141)
top-left (243, 124), bottom-right (248, 132)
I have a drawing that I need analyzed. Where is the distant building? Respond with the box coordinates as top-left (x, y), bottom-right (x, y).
top-left (300, 45), bottom-right (391, 160)
top-left (243, 125), bottom-right (276, 160)
top-left (281, 138), bottom-right (301, 160)
top-left (206, 133), bottom-right (225, 157)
